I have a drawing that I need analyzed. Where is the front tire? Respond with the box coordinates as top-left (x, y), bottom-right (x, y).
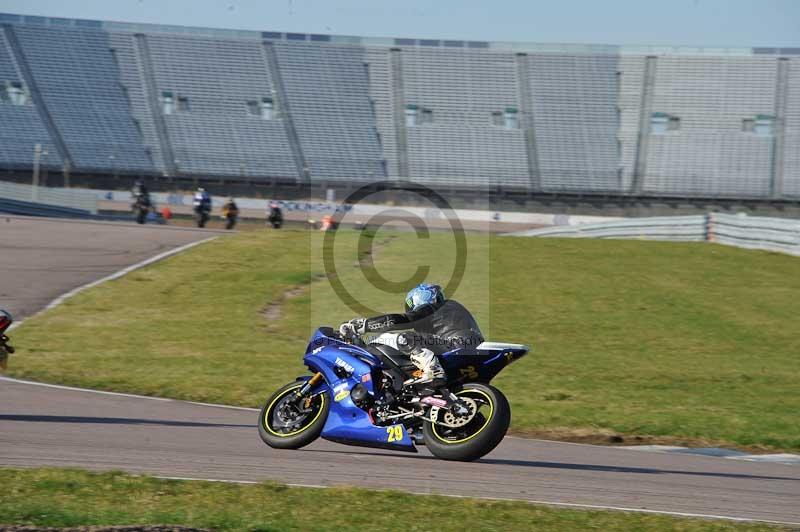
top-left (423, 383), bottom-right (510, 462)
top-left (258, 381), bottom-right (329, 449)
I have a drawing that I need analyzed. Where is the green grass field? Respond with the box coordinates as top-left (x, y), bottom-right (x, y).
top-left (0, 468), bottom-right (783, 531)
top-left (9, 228), bottom-right (800, 451)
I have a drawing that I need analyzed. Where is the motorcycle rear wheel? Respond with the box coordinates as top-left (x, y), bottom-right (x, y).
top-left (423, 383), bottom-right (510, 462)
top-left (258, 381), bottom-right (329, 449)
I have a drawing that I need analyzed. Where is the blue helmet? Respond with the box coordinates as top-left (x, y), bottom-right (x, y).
top-left (405, 283), bottom-right (445, 313)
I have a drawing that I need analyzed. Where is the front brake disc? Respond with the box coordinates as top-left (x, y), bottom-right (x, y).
top-left (433, 397), bottom-right (478, 428)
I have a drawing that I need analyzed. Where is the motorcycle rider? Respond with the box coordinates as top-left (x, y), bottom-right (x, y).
top-left (339, 283), bottom-right (484, 389)
top-left (132, 179), bottom-right (149, 199)
top-left (221, 196), bottom-right (239, 230)
top-left (193, 187), bottom-right (212, 228)
top-left (131, 179), bottom-right (152, 224)
top-left (267, 201), bottom-right (283, 229)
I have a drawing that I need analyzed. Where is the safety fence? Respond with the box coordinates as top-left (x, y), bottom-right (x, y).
top-left (0, 181), bottom-right (98, 214)
top-left (505, 213), bottom-right (800, 257)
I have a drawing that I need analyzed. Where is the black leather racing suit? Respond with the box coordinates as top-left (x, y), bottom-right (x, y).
top-left (364, 299), bottom-right (484, 355)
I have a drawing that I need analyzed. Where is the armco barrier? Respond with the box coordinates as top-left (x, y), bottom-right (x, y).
top-left (0, 197), bottom-right (95, 219)
top-left (506, 213), bottom-right (800, 257)
top-left (709, 213), bottom-right (800, 256)
top-left (0, 181), bottom-right (98, 214)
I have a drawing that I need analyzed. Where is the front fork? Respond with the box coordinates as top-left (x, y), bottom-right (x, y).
top-left (295, 371), bottom-right (323, 397)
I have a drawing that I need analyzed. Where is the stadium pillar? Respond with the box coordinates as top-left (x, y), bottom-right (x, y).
top-left (63, 159), bottom-right (70, 188)
top-left (135, 34), bottom-right (177, 177)
top-left (770, 58), bottom-right (789, 199)
top-left (515, 53), bottom-right (541, 192)
top-left (262, 40), bottom-right (308, 183)
top-left (389, 48), bottom-right (409, 178)
top-left (632, 56), bottom-right (657, 195)
top-left (32, 143), bottom-right (41, 201)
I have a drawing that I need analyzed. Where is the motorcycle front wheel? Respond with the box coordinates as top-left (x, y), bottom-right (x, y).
top-left (423, 382), bottom-right (510, 462)
top-left (258, 381), bottom-right (329, 449)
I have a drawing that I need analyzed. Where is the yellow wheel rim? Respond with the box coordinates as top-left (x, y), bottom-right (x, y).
top-left (264, 383), bottom-right (326, 437)
top-left (430, 389), bottom-right (494, 444)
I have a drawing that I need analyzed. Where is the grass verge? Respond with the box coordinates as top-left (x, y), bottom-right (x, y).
top-left (8, 229), bottom-right (800, 451)
top-left (0, 468), bottom-right (785, 531)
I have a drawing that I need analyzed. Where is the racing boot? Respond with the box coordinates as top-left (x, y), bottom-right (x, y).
top-left (405, 348), bottom-right (471, 414)
top-left (405, 347), bottom-right (446, 390)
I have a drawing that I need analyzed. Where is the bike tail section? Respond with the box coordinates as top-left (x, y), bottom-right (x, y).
top-left (440, 342), bottom-right (529, 384)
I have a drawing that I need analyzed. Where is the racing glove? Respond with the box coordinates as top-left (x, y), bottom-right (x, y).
top-left (338, 317), bottom-right (366, 338)
top-left (348, 317), bottom-right (366, 335)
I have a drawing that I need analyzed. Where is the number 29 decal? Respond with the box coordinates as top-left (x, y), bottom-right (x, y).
top-left (386, 425), bottom-right (404, 442)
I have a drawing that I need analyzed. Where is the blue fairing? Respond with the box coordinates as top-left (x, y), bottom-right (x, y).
top-left (303, 328), bottom-right (415, 452)
top-left (299, 328), bottom-right (527, 452)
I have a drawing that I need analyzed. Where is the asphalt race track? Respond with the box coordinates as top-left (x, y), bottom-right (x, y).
top-left (0, 216), bottom-right (220, 319)
top-left (0, 216), bottom-right (798, 525)
top-left (1, 378), bottom-right (798, 525)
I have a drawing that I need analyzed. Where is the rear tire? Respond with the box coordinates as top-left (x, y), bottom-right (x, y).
top-left (258, 381), bottom-right (329, 450)
top-left (423, 383), bottom-right (510, 462)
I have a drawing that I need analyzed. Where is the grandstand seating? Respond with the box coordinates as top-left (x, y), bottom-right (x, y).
top-left (272, 41), bottom-right (385, 180)
top-left (10, 25), bottom-right (154, 173)
top-left (0, 105), bottom-right (63, 169)
top-left (107, 33), bottom-right (168, 175)
top-left (0, 29), bottom-right (62, 168)
top-left (784, 60), bottom-right (800, 197)
top-left (0, 12), bottom-right (798, 200)
top-left (384, 46), bottom-right (529, 189)
top-left (364, 48), bottom-right (399, 177)
top-left (525, 53), bottom-right (620, 192)
top-left (642, 56), bottom-right (777, 197)
top-left (0, 28), bottom-right (18, 82)
top-left (140, 34), bottom-right (298, 178)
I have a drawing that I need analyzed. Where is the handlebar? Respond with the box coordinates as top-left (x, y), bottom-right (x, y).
top-left (335, 324), bottom-right (366, 347)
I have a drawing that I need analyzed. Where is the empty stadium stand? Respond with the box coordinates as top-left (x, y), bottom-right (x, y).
top-left (0, 12), bottom-right (798, 202)
top-left (8, 24), bottom-right (154, 173)
top-left (272, 41), bottom-right (385, 180)
top-left (0, 27), bottom-right (62, 169)
top-left (524, 52), bottom-right (621, 192)
top-left (381, 45), bottom-right (530, 189)
top-left (641, 56), bottom-right (777, 197)
top-left (140, 33), bottom-right (298, 178)
top-left (783, 58), bottom-right (800, 197)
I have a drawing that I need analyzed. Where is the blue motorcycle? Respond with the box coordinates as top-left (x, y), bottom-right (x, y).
top-left (258, 327), bottom-right (528, 461)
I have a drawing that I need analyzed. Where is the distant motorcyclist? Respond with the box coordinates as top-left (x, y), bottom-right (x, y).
top-left (131, 180), bottom-right (152, 224)
top-left (132, 179), bottom-right (149, 199)
top-left (339, 283), bottom-right (484, 389)
top-left (193, 187), bottom-right (212, 228)
top-left (221, 197), bottom-right (239, 230)
top-left (267, 202), bottom-right (283, 229)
